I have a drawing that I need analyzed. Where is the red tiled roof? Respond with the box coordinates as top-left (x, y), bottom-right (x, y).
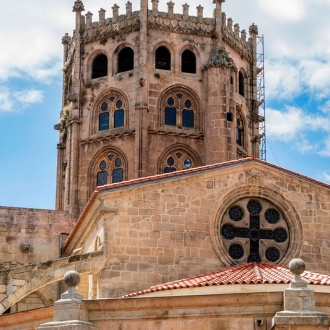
top-left (123, 262), bottom-right (330, 298)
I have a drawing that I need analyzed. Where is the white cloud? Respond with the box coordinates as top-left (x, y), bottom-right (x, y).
top-left (0, 87), bottom-right (44, 112)
top-left (14, 90), bottom-right (44, 106)
top-left (319, 137), bottom-right (330, 157)
top-left (267, 106), bottom-right (330, 155)
top-left (0, 88), bottom-right (14, 112)
top-left (259, 0), bottom-right (305, 21)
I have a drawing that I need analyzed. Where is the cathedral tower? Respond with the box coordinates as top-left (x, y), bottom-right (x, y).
top-left (55, 0), bottom-right (264, 217)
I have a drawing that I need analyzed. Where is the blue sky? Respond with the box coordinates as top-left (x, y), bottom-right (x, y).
top-left (0, 0), bottom-right (329, 209)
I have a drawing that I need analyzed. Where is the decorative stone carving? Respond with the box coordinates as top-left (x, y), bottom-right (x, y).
top-left (62, 33), bottom-right (71, 45)
top-left (220, 198), bottom-right (290, 263)
top-left (72, 0), bottom-right (85, 12)
top-left (209, 43), bottom-right (233, 67)
top-left (99, 8), bottom-right (106, 26)
top-left (249, 23), bottom-right (258, 35)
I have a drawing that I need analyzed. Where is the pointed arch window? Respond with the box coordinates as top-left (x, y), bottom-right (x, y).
top-left (97, 92), bottom-right (126, 131)
top-left (92, 54), bottom-right (108, 79)
top-left (118, 47), bottom-right (134, 73)
top-left (96, 153), bottom-right (125, 186)
top-left (155, 46), bottom-right (171, 70)
top-left (236, 112), bottom-right (244, 146)
top-left (181, 50), bottom-right (196, 74)
top-left (239, 71), bottom-right (245, 96)
top-left (160, 149), bottom-right (198, 174)
top-left (163, 92), bottom-right (196, 128)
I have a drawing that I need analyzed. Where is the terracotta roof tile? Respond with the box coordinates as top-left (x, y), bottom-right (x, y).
top-left (122, 262), bottom-right (330, 298)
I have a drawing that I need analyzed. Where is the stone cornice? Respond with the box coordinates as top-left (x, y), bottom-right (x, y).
top-left (81, 129), bottom-right (135, 145)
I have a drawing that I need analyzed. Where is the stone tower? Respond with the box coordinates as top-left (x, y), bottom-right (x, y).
top-left (55, 0), bottom-right (263, 217)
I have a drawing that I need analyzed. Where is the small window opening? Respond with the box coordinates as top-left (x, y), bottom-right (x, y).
top-left (236, 118), bottom-right (243, 146)
top-left (239, 72), bottom-right (245, 96)
top-left (92, 54), bottom-right (108, 79)
top-left (155, 46), bottom-right (171, 70)
top-left (181, 50), bottom-right (196, 74)
top-left (118, 47), bottom-right (134, 73)
top-left (227, 113), bottom-right (233, 122)
top-left (230, 76), bottom-right (234, 85)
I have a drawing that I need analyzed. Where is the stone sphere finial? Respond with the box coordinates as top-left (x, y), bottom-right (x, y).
top-left (289, 258), bottom-right (305, 276)
top-left (64, 270), bottom-right (80, 288)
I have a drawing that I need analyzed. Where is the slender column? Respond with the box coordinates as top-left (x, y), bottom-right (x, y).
top-left (213, 0), bottom-right (225, 41)
top-left (135, 0), bottom-right (149, 179)
top-left (249, 23), bottom-right (260, 158)
top-left (68, 0), bottom-right (85, 217)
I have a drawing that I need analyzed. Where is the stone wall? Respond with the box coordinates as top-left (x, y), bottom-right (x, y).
top-left (63, 160), bottom-right (330, 298)
top-left (0, 207), bottom-right (76, 269)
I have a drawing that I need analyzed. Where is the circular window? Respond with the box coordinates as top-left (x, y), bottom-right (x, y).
top-left (220, 197), bottom-right (290, 264)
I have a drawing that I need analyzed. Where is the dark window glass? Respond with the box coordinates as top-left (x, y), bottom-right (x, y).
top-left (116, 100), bottom-right (123, 108)
top-left (110, 96), bottom-right (115, 102)
top-left (97, 171), bottom-right (108, 186)
top-left (114, 109), bottom-right (124, 128)
top-left (167, 97), bottom-right (174, 106)
top-left (167, 157), bottom-right (175, 166)
top-left (99, 160), bottom-right (107, 170)
top-left (184, 158), bottom-right (192, 168)
top-left (182, 109), bottom-right (194, 127)
top-left (181, 50), bottom-right (196, 74)
top-left (155, 46), bottom-right (171, 70)
top-left (108, 155), bottom-right (114, 161)
top-left (99, 112), bottom-right (109, 131)
top-left (164, 167), bottom-right (176, 173)
top-left (176, 94), bottom-right (183, 99)
top-left (101, 102), bottom-right (108, 111)
top-left (115, 158), bottom-right (122, 167)
top-left (92, 54), bottom-right (108, 79)
top-left (239, 72), bottom-right (244, 96)
top-left (165, 107), bottom-right (176, 125)
top-left (185, 99), bottom-right (192, 108)
top-left (113, 168), bottom-right (123, 183)
top-left (118, 47), bottom-right (134, 73)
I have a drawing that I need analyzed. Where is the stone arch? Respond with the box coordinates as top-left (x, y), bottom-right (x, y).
top-left (154, 41), bottom-right (175, 72)
top-left (0, 252), bottom-right (103, 315)
top-left (157, 84), bottom-right (203, 131)
top-left (88, 146), bottom-right (128, 196)
top-left (90, 87), bottom-right (130, 135)
top-left (210, 185), bottom-right (303, 266)
top-left (112, 42), bottom-right (136, 75)
top-left (179, 44), bottom-right (200, 74)
top-left (86, 49), bottom-right (109, 80)
top-left (157, 143), bottom-right (202, 174)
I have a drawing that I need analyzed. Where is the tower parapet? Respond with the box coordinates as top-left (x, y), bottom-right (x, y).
top-left (65, 1), bottom-right (255, 65)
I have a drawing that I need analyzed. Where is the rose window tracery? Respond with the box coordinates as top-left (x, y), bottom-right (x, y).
top-left (220, 198), bottom-right (290, 263)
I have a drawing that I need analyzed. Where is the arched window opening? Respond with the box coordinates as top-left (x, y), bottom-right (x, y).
top-left (97, 93), bottom-right (126, 131)
top-left (236, 113), bottom-right (244, 146)
top-left (118, 47), bottom-right (134, 73)
top-left (239, 72), bottom-right (245, 96)
top-left (161, 150), bottom-right (195, 174)
top-left (92, 54), bottom-right (108, 79)
top-left (162, 92), bottom-right (196, 129)
top-left (165, 97), bottom-right (176, 126)
top-left (96, 153), bottom-right (125, 186)
top-left (181, 50), bottom-right (196, 74)
top-left (155, 46), bottom-right (171, 70)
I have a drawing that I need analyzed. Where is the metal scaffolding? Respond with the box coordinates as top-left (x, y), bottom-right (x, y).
top-left (256, 35), bottom-right (266, 161)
